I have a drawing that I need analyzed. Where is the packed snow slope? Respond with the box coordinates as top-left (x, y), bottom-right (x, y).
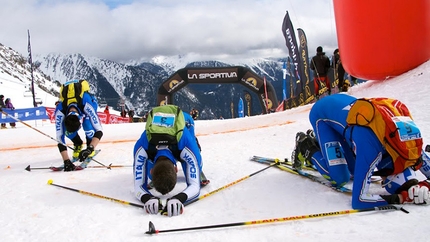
top-left (0, 60), bottom-right (429, 242)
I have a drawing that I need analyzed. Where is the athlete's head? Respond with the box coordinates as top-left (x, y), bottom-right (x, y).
top-left (65, 104), bottom-right (82, 133)
top-left (152, 156), bottom-right (177, 195)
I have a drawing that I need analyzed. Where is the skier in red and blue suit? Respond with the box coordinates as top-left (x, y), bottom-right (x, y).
top-left (297, 93), bottom-right (430, 209)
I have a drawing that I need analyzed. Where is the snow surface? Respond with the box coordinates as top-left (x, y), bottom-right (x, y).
top-left (1, 61), bottom-right (430, 242)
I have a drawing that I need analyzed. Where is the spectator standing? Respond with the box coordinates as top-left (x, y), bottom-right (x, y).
top-left (104, 105), bottom-right (110, 115)
top-left (4, 98), bottom-right (16, 128)
top-left (310, 46), bottom-right (331, 98)
top-left (128, 109), bottom-right (135, 123)
top-left (0, 95), bottom-right (6, 129)
top-left (121, 109), bottom-right (127, 118)
top-left (333, 48), bottom-right (346, 92)
top-left (190, 108), bottom-right (199, 120)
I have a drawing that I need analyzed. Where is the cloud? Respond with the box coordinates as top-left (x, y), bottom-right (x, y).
top-left (0, 0), bottom-right (339, 63)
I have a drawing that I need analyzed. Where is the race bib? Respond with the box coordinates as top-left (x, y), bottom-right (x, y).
top-left (325, 141), bottom-right (347, 166)
top-left (392, 116), bottom-right (421, 141)
top-left (151, 112), bottom-right (176, 128)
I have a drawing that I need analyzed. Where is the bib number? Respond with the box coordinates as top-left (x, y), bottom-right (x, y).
top-left (325, 142), bottom-right (347, 166)
top-left (152, 112), bottom-right (175, 128)
top-left (392, 116), bottom-right (421, 141)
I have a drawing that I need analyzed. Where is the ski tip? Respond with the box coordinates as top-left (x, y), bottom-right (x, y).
top-left (47, 179), bottom-right (54, 185)
top-left (25, 165), bottom-right (31, 171)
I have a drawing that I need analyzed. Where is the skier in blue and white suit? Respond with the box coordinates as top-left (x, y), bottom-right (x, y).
top-left (303, 93), bottom-right (430, 209)
top-left (133, 110), bottom-right (206, 217)
top-left (55, 81), bottom-right (103, 172)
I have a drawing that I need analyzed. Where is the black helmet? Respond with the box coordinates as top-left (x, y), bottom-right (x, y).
top-left (64, 112), bottom-right (81, 133)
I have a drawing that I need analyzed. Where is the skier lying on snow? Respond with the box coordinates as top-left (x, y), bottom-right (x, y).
top-left (133, 105), bottom-right (208, 217)
top-left (292, 93), bottom-right (430, 209)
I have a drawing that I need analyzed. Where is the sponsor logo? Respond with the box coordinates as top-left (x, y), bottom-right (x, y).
top-left (85, 130), bottom-right (95, 138)
top-left (182, 153), bottom-right (197, 179)
top-left (188, 72), bottom-right (237, 80)
top-left (85, 106), bottom-right (99, 125)
top-left (168, 79), bottom-right (185, 92)
top-left (134, 155), bottom-right (145, 180)
top-left (241, 77), bottom-right (259, 91)
top-left (55, 115), bottom-right (62, 131)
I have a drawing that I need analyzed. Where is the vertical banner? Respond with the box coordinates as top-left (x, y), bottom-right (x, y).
top-left (230, 101), bottom-right (234, 119)
top-left (244, 91), bottom-right (252, 117)
top-left (27, 30), bottom-right (37, 107)
top-left (263, 76), bottom-right (269, 113)
top-left (282, 61), bottom-right (287, 100)
top-left (287, 58), bottom-right (293, 99)
top-left (282, 11), bottom-right (304, 100)
top-left (238, 97), bottom-right (244, 118)
top-left (297, 28), bottom-right (314, 104)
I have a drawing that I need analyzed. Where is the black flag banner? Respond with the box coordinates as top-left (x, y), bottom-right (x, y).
top-left (282, 11), bottom-right (305, 106)
top-left (297, 28), bottom-right (315, 104)
top-left (27, 30), bottom-right (37, 107)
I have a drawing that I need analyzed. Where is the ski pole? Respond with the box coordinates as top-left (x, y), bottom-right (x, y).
top-left (146, 205), bottom-right (408, 235)
top-left (253, 157), bottom-right (352, 194)
top-left (184, 160), bottom-right (279, 206)
top-left (1, 110), bottom-right (110, 169)
top-left (26, 164), bottom-right (132, 171)
top-left (47, 179), bottom-right (144, 209)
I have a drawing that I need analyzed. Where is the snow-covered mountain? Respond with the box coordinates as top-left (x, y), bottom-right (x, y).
top-left (34, 51), bottom-right (288, 119)
top-left (0, 43), bottom-right (59, 106)
top-left (1, 42), bottom-right (288, 118)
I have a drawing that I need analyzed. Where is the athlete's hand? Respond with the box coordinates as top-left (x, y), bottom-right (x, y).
top-left (161, 198), bottom-right (184, 217)
top-left (79, 145), bottom-right (94, 162)
top-left (401, 185), bottom-right (430, 204)
top-left (144, 197), bottom-right (163, 214)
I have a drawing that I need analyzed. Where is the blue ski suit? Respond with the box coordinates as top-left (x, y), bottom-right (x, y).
top-left (55, 92), bottom-right (103, 147)
top-left (309, 93), bottom-right (430, 209)
top-left (133, 112), bottom-right (203, 204)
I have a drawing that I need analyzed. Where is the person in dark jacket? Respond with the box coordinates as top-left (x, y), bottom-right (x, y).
top-left (333, 48), bottom-right (346, 92)
top-left (0, 95), bottom-right (6, 129)
top-left (4, 98), bottom-right (16, 128)
top-left (310, 46), bottom-right (331, 98)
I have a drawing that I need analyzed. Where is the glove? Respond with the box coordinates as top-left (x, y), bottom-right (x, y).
top-left (161, 198), bottom-right (184, 217)
top-left (401, 185), bottom-right (430, 204)
top-left (144, 197), bottom-right (163, 215)
top-left (79, 145), bottom-right (94, 162)
top-left (63, 159), bottom-right (76, 172)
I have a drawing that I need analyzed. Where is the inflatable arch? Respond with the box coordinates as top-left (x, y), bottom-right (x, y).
top-left (333, 0), bottom-right (430, 81)
top-left (156, 66), bottom-right (278, 114)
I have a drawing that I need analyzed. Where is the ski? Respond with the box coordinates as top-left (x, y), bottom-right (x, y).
top-left (26, 164), bottom-right (128, 171)
top-left (49, 150), bottom-right (101, 171)
top-left (252, 155), bottom-right (317, 171)
top-left (251, 155), bottom-right (382, 183)
top-left (250, 155), bottom-right (352, 193)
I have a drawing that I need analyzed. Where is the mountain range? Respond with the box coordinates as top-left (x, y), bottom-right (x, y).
top-left (1, 42), bottom-right (289, 119)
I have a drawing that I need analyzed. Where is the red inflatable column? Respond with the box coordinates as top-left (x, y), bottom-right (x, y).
top-left (333, 0), bottom-right (430, 81)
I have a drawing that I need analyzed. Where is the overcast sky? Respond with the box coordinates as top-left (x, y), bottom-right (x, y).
top-left (0, 0), bottom-right (339, 63)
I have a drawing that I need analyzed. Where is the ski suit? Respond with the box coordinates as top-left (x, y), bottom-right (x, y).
top-left (133, 111), bottom-right (202, 204)
top-left (309, 93), bottom-right (430, 209)
top-left (55, 92), bottom-right (103, 147)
